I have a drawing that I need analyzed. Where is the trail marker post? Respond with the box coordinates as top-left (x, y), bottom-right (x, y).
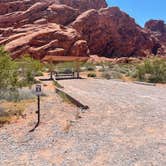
top-left (29, 84), bottom-right (42, 132)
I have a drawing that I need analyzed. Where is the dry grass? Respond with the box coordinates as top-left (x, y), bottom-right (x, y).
top-left (0, 99), bottom-right (34, 127)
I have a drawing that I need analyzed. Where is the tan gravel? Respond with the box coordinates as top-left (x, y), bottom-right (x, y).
top-left (0, 79), bottom-right (166, 166)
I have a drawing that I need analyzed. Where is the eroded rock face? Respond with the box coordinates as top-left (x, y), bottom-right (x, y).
top-left (2, 24), bottom-right (88, 59)
top-left (59, 0), bottom-right (107, 12)
top-left (145, 20), bottom-right (166, 34)
top-left (145, 20), bottom-right (166, 55)
top-left (72, 7), bottom-right (158, 57)
top-left (0, 0), bottom-right (165, 59)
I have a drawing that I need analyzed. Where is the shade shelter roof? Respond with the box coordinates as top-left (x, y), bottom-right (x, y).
top-left (42, 56), bottom-right (89, 63)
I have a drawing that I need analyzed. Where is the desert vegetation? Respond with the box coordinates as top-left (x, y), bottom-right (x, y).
top-left (0, 46), bottom-right (43, 125)
top-left (135, 57), bottom-right (166, 83)
top-left (43, 57), bottom-right (166, 83)
top-left (78, 57), bottom-right (166, 83)
top-left (0, 46), bottom-right (43, 100)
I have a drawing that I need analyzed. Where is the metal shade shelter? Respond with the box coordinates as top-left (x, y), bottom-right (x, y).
top-left (42, 56), bottom-right (89, 79)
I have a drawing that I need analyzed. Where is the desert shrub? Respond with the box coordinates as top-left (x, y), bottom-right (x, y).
top-left (0, 107), bottom-right (10, 126)
top-left (56, 62), bottom-right (75, 70)
top-left (135, 57), bottom-right (166, 83)
top-left (45, 62), bottom-right (56, 80)
top-left (16, 55), bottom-right (43, 86)
top-left (0, 46), bottom-right (20, 93)
top-left (0, 116), bottom-right (11, 127)
top-left (102, 72), bottom-right (111, 79)
top-left (98, 68), bottom-right (105, 72)
top-left (110, 71), bottom-right (123, 79)
top-left (35, 71), bottom-right (44, 77)
top-left (0, 102), bottom-right (26, 127)
top-left (102, 63), bottom-right (137, 80)
top-left (0, 47), bottom-right (42, 101)
top-left (87, 73), bottom-right (96, 78)
top-left (55, 62), bottom-right (80, 73)
top-left (0, 88), bottom-right (35, 102)
top-left (63, 68), bottom-right (73, 74)
top-left (87, 66), bottom-right (96, 71)
top-left (83, 62), bottom-right (96, 71)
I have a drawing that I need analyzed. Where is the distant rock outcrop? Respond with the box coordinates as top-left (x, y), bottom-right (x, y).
top-left (0, 0), bottom-right (165, 59)
top-left (145, 20), bottom-right (166, 56)
top-left (72, 7), bottom-right (159, 57)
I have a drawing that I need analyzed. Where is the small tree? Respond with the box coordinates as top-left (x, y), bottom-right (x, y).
top-left (16, 55), bottom-right (43, 86)
top-left (136, 57), bottom-right (166, 83)
top-left (0, 46), bottom-right (20, 101)
top-left (0, 46), bottom-right (19, 90)
top-left (45, 62), bottom-right (57, 80)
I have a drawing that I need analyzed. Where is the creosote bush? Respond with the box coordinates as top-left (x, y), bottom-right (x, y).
top-left (135, 57), bottom-right (166, 83)
top-left (87, 73), bottom-right (96, 78)
top-left (0, 46), bottom-right (43, 101)
top-left (102, 72), bottom-right (111, 79)
top-left (16, 55), bottom-right (43, 86)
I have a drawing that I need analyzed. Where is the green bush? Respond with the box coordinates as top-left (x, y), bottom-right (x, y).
top-left (16, 55), bottom-right (43, 86)
top-left (87, 66), bottom-right (96, 71)
top-left (0, 46), bottom-right (20, 91)
top-left (98, 67), bottom-right (106, 72)
top-left (83, 62), bottom-right (96, 71)
top-left (135, 57), bottom-right (166, 83)
top-left (0, 88), bottom-right (35, 102)
top-left (87, 73), bottom-right (96, 78)
top-left (0, 46), bottom-right (43, 101)
top-left (35, 71), bottom-right (44, 77)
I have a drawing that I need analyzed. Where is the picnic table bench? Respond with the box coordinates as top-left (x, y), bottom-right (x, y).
top-left (54, 71), bottom-right (75, 80)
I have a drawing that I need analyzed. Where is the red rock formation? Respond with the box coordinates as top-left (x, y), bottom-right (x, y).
top-left (0, 0), bottom-right (165, 59)
top-left (145, 20), bottom-right (166, 55)
top-left (2, 24), bottom-right (89, 59)
top-left (59, 0), bottom-right (107, 12)
top-left (72, 7), bottom-right (158, 57)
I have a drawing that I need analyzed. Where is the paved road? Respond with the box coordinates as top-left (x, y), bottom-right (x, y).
top-left (59, 79), bottom-right (166, 165)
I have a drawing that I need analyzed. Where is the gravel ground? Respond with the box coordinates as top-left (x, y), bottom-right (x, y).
top-left (59, 79), bottom-right (166, 166)
top-left (0, 79), bottom-right (166, 166)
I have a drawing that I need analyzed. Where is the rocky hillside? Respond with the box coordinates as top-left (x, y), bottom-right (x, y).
top-left (145, 20), bottom-right (166, 56)
top-left (0, 0), bottom-right (165, 59)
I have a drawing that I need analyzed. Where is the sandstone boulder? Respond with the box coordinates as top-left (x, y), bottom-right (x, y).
top-left (69, 40), bottom-right (89, 56)
top-left (72, 7), bottom-right (158, 57)
top-left (59, 0), bottom-right (107, 12)
top-left (4, 24), bottom-right (89, 59)
top-left (145, 20), bottom-right (166, 55)
top-left (0, 0), bottom-right (165, 59)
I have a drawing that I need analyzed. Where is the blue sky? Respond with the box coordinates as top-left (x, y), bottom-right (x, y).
top-left (106, 0), bottom-right (166, 27)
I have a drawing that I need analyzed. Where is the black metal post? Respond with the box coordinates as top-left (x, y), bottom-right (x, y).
top-left (76, 62), bottom-right (80, 79)
top-left (37, 95), bottom-right (40, 125)
top-left (29, 95), bottom-right (41, 132)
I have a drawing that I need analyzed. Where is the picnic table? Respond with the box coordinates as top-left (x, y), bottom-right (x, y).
top-left (54, 70), bottom-right (75, 80)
